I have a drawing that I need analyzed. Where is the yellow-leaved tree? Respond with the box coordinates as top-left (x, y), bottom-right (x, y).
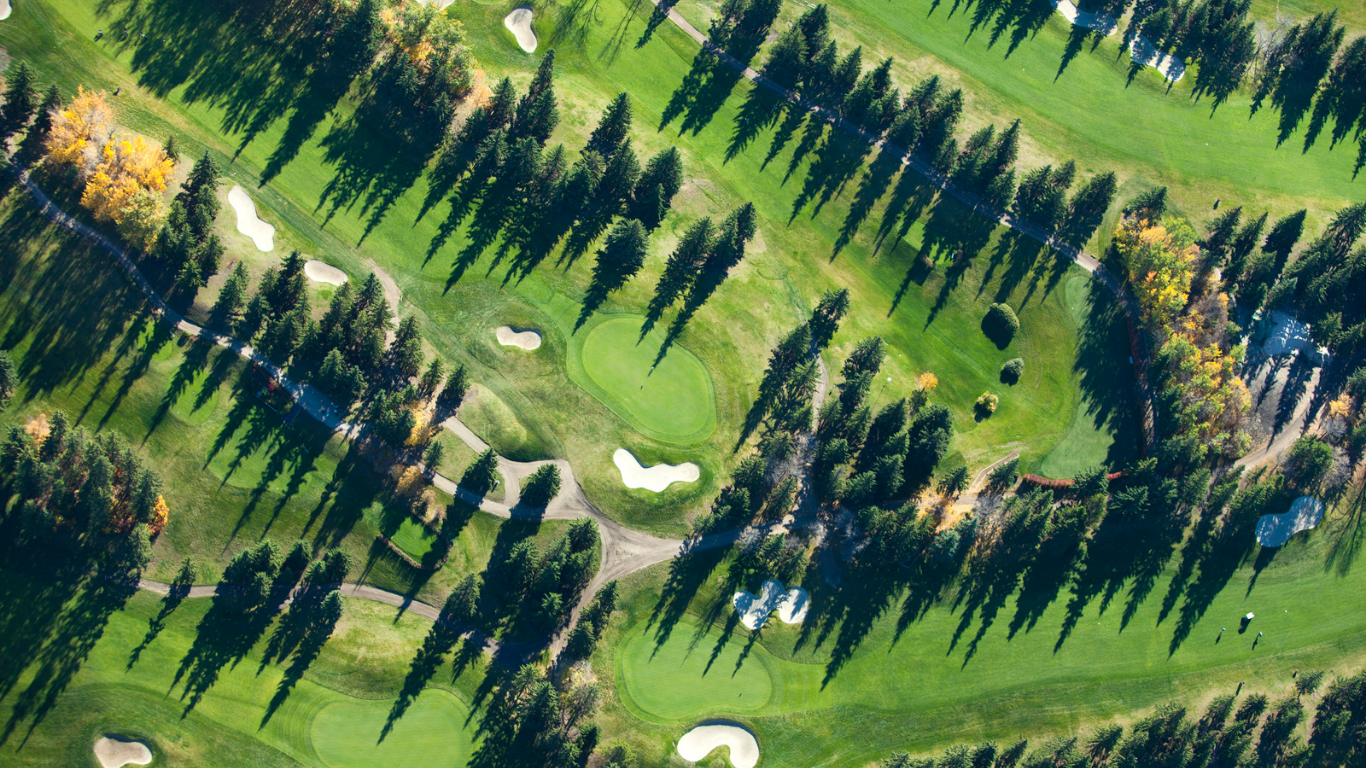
top-left (1114, 217), bottom-right (1200, 329)
top-left (150, 494), bottom-right (169, 535)
top-left (80, 135), bottom-right (173, 247)
top-left (45, 86), bottom-right (113, 173)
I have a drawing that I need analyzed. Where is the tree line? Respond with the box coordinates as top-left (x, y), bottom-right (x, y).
top-left (878, 663), bottom-right (1366, 767)
top-left (761, 5), bottom-right (1120, 247)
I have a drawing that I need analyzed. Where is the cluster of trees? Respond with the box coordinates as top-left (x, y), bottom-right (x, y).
top-left (496, 519), bottom-right (600, 631)
top-left (1319, 368), bottom-right (1366, 482)
top-left (1114, 200), bottom-right (1251, 458)
top-left (218, 539), bottom-right (351, 616)
top-left (762, 5), bottom-right (1120, 245)
top-left (480, 662), bottom-right (605, 767)
top-left (433, 57), bottom-right (685, 298)
top-left (1278, 203), bottom-right (1366, 357)
top-left (162, 152), bottom-right (226, 290)
top-left (365, 0), bottom-right (474, 146)
top-left (36, 87), bottom-right (175, 248)
top-left (1137, 0), bottom-right (1257, 101)
top-left (564, 580), bottom-right (618, 658)
top-left (879, 666), bottom-right (1366, 768)
top-left (1, 412), bottom-right (164, 574)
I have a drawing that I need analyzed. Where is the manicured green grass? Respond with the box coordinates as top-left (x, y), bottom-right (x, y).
top-left (0, 571), bottom-right (484, 768)
top-left (573, 314), bottom-right (718, 444)
top-left (311, 693), bottom-right (473, 768)
top-left (599, 519), bottom-right (1366, 766)
top-left (0, 0), bottom-right (1138, 535)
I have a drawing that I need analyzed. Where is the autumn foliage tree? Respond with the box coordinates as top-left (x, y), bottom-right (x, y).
top-left (45, 86), bottom-right (113, 171)
top-left (80, 135), bottom-right (174, 247)
top-left (1115, 216), bottom-right (1200, 328)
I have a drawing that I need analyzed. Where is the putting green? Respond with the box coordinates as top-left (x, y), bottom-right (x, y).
top-left (617, 619), bottom-right (776, 722)
top-left (311, 692), bottom-right (473, 768)
top-left (571, 315), bottom-right (717, 444)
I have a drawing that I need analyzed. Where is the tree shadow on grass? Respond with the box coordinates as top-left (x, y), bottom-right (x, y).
top-left (0, 552), bottom-right (128, 749)
top-left (646, 544), bottom-right (728, 655)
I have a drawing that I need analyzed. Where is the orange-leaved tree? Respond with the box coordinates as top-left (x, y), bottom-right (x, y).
top-left (45, 86), bottom-right (113, 173)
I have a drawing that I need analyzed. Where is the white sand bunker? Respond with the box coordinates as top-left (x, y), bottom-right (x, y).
top-left (496, 325), bottom-right (542, 350)
top-left (733, 579), bottom-right (809, 630)
top-left (613, 448), bottom-right (699, 492)
top-left (0, 0), bottom-right (12, 21)
top-left (1256, 496), bottom-right (1325, 547)
top-left (94, 736), bottom-right (152, 768)
top-left (504, 7), bottom-right (537, 53)
top-left (1129, 35), bottom-right (1186, 81)
top-left (677, 722), bottom-right (760, 768)
top-left (304, 260), bottom-right (348, 286)
top-left (1051, 0), bottom-right (1117, 34)
top-left (227, 185), bottom-right (275, 252)
top-left (1260, 310), bottom-right (1329, 365)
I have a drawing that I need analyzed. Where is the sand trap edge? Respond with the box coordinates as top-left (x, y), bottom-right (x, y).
top-left (504, 7), bottom-right (537, 52)
top-left (677, 722), bottom-right (760, 768)
top-left (613, 448), bottom-right (699, 492)
top-left (304, 260), bottom-right (348, 286)
top-left (227, 185), bottom-right (275, 252)
top-left (495, 325), bottom-right (542, 350)
top-left (94, 736), bottom-right (153, 768)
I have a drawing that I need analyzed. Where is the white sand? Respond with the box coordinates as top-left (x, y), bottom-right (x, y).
top-left (1256, 496), bottom-right (1325, 547)
top-left (227, 185), bottom-right (275, 252)
top-left (1128, 35), bottom-right (1187, 81)
top-left (733, 579), bottom-right (809, 630)
top-left (1050, 0), bottom-right (1117, 34)
top-left (417, 0), bottom-right (455, 8)
top-left (613, 448), bottom-right (699, 492)
top-left (304, 260), bottom-right (348, 286)
top-left (504, 7), bottom-right (538, 53)
top-left (94, 737), bottom-right (152, 768)
top-left (496, 326), bottom-right (542, 350)
top-left (0, 0), bottom-right (12, 21)
top-left (1260, 310), bottom-right (1330, 365)
top-left (677, 722), bottom-right (760, 768)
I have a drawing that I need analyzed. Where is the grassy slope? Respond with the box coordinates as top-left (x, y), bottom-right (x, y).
top-left (0, 0), bottom-right (1134, 537)
top-left (0, 567), bottom-right (487, 768)
top-left (598, 520), bottom-right (1366, 767)
top-left (0, 188), bottom-right (568, 612)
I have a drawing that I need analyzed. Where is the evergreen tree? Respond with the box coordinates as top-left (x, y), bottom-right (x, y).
top-left (0, 350), bottom-right (15, 413)
top-left (586, 93), bottom-right (632, 158)
top-left (595, 139), bottom-right (640, 216)
top-left (647, 217), bottom-right (715, 319)
top-left (0, 62), bottom-right (39, 141)
top-left (512, 52), bottom-right (558, 144)
top-left (209, 262), bottom-right (249, 330)
top-left (418, 358), bottom-right (444, 399)
top-left (15, 85), bottom-right (60, 166)
top-left (582, 219), bottom-right (648, 322)
top-left (631, 146), bottom-right (683, 228)
top-left (764, 24), bottom-right (808, 88)
top-left (796, 4), bottom-right (831, 61)
top-left (437, 364), bottom-right (469, 411)
top-left (387, 316), bottom-right (424, 379)
top-left (462, 449), bottom-right (500, 494)
top-left (809, 288), bottom-right (850, 349)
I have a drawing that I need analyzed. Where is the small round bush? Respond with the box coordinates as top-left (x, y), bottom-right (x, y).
top-left (984, 303), bottom-right (1020, 346)
top-left (1000, 357), bottom-right (1025, 384)
top-left (975, 392), bottom-right (999, 416)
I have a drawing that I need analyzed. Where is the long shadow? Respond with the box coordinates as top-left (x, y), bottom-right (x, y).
top-left (833, 147), bottom-right (904, 258)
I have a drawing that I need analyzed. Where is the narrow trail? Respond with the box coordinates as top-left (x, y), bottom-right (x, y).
top-left (648, 0), bottom-right (1159, 455)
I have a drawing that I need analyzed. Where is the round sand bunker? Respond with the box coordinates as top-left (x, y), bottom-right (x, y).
top-left (304, 259), bottom-right (348, 286)
top-left (613, 448), bottom-right (699, 492)
top-left (677, 722), bottom-right (760, 768)
top-left (227, 185), bottom-right (275, 252)
top-left (504, 7), bottom-right (537, 53)
top-left (0, 0), bottom-right (12, 21)
top-left (496, 326), bottom-right (541, 351)
top-left (94, 736), bottom-right (152, 768)
top-left (733, 579), bottom-right (809, 630)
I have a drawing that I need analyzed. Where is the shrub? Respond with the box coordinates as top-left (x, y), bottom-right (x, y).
top-left (1000, 357), bottom-right (1024, 384)
top-left (975, 392), bottom-right (999, 416)
top-left (984, 303), bottom-right (1020, 346)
